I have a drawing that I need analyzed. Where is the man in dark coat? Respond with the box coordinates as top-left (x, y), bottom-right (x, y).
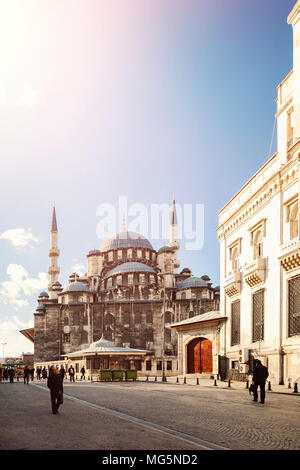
top-left (8, 368), bottom-right (15, 383)
top-left (59, 366), bottom-right (66, 381)
top-left (24, 366), bottom-right (30, 384)
top-left (3, 368), bottom-right (8, 381)
top-left (36, 367), bottom-right (41, 380)
top-left (80, 366), bottom-right (86, 381)
top-left (68, 365), bottom-right (75, 383)
top-left (42, 367), bottom-right (47, 379)
top-left (30, 367), bottom-right (35, 381)
top-left (252, 359), bottom-right (269, 404)
top-left (47, 366), bottom-right (63, 415)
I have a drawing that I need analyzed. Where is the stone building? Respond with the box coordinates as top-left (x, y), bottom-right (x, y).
top-left (33, 197), bottom-right (219, 376)
top-left (216, 1), bottom-right (300, 384)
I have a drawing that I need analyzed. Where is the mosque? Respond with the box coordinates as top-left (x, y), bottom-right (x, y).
top-left (31, 198), bottom-right (220, 377)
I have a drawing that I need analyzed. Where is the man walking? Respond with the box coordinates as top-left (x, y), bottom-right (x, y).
top-left (8, 368), bottom-right (14, 383)
top-left (24, 366), bottom-right (30, 384)
top-left (80, 366), bottom-right (86, 381)
top-left (59, 365), bottom-right (66, 382)
top-left (68, 365), bottom-right (75, 383)
top-left (30, 367), bottom-right (35, 381)
top-left (252, 359), bottom-right (269, 404)
top-left (47, 366), bottom-right (63, 415)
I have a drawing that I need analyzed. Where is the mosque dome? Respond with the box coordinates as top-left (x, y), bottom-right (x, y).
top-left (36, 304), bottom-right (46, 311)
top-left (88, 249), bottom-right (101, 256)
top-left (181, 268), bottom-right (191, 274)
top-left (177, 277), bottom-right (208, 290)
top-left (39, 291), bottom-right (49, 298)
top-left (100, 231), bottom-right (153, 252)
top-left (105, 262), bottom-right (156, 278)
top-left (62, 281), bottom-right (90, 293)
top-left (201, 275), bottom-right (211, 281)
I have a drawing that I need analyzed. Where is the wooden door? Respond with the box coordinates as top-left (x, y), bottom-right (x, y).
top-left (187, 338), bottom-right (212, 374)
top-left (200, 339), bottom-right (212, 373)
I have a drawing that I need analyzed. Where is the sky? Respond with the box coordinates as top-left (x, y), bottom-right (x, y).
top-left (0, 0), bottom-right (296, 356)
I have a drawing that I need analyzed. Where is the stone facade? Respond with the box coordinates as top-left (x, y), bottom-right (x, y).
top-left (34, 199), bottom-right (219, 376)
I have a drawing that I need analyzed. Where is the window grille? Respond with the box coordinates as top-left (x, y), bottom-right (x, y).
top-left (231, 300), bottom-right (240, 346)
top-left (289, 275), bottom-right (300, 337)
top-left (253, 289), bottom-right (264, 342)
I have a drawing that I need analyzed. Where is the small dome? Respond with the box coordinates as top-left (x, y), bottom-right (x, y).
top-left (100, 231), bottom-right (153, 252)
top-left (105, 262), bottom-right (156, 278)
top-left (181, 268), bottom-right (191, 274)
top-left (177, 277), bottom-right (208, 290)
top-left (88, 249), bottom-right (101, 256)
top-left (158, 246), bottom-right (174, 254)
top-left (62, 281), bottom-right (90, 293)
top-left (201, 275), bottom-right (211, 281)
top-left (214, 285), bottom-right (220, 291)
top-left (39, 291), bottom-right (49, 298)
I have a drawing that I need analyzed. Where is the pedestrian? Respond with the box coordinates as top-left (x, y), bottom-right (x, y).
top-left (42, 367), bottom-right (47, 379)
top-left (80, 366), bottom-right (86, 381)
top-left (68, 365), bottom-right (75, 383)
top-left (24, 366), bottom-right (30, 384)
top-left (47, 366), bottom-right (63, 415)
top-left (0, 367), bottom-right (2, 382)
top-left (36, 367), bottom-right (41, 380)
top-left (59, 366), bottom-right (66, 382)
top-left (8, 368), bottom-right (14, 383)
top-left (3, 368), bottom-right (8, 381)
top-left (252, 359), bottom-right (269, 404)
top-left (30, 367), bottom-right (35, 381)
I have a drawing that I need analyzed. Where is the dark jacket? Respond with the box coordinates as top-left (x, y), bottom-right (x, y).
top-left (59, 368), bottom-right (66, 378)
top-left (68, 367), bottom-right (75, 376)
top-left (253, 364), bottom-right (269, 384)
top-left (47, 372), bottom-right (63, 394)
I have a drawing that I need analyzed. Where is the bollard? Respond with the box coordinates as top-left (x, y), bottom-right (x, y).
top-left (293, 383), bottom-right (298, 394)
top-left (288, 381), bottom-right (291, 389)
top-left (183, 377), bottom-right (186, 384)
top-left (176, 377), bottom-right (179, 384)
top-left (146, 375), bottom-right (149, 382)
top-left (228, 379), bottom-right (231, 388)
top-left (165, 376), bottom-right (167, 382)
top-left (246, 380), bottom-right (249, 389)
top-left (268, 381), bottom-right (272, 391)
top-left (214, 379), bottom-right (217, 386)
top-left (196, 378), bottom-right (199, 385)
top-left (155, 376), bottom-right (157, 382)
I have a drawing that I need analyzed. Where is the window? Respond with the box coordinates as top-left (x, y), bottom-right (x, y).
top-left (145, 329), bottom-right (154, 341)
top-left (135, 312), bottom-right (141, 324)
top-left (135, 360), bottom-right (142, 371)
top-left (128, 274), bottom-right (133, 285)
top-left (231, 301), bottom-right (240, 346)
top-left (123, 311), bottom-right (130, 325)
top-left (64, 316), bottom-right (69, 326)
top-left (117, 250), bottom-right (122, 260)
top-left (137, 250), bottom-right (142, 258)
top-left (81, 330), bottom-right (88, 343)
top-left (140, 274), bottom-right (145, 284)
top-left (165, 328), bottom-right (171, 342)
top-left (108, 251), bottom-right (113, 261)
top-left (103, 358), bottom-right (109, 369)
top-left (189, 311), bottom-right (194, 319)
top-left (288, 275), bottom-right (300, 337)
top-left (146, 360), bottom-right (152, 371)
top-left (127, 249), bottom-right (132, 259)
top-left (167, 361), bottom-right (172, 371)
top-left (146, 311), bottom-right (153, 323)
top-left (165, 311), bottom-right (172, 323)
top-left (156, 361), bottom-right (162, 371)
top-left (254, 231), bottom-right (263, 260)
top-left (73, 312), bottom-right (79, 326)
top-left (253, 290), bottom-right (264, 342)
top-left (63, 333), bottom-right (70, 343)
top-left (94, 358), bottom-right (100, 369)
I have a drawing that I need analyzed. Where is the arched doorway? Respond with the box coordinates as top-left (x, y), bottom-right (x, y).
top-left (187, 337), bottom-right (212, 374)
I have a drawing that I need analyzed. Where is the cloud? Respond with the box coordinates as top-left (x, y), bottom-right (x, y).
top-left (0, 316), bottom-right (34, 357)
top-left (0, 228), bottom-right (40, 248)
top-left (17, 84), bottom-right (37, 107)
top-left (0, 264), bottom-right (48, 308)
top-left (71, 263), bottom-right (86, 277)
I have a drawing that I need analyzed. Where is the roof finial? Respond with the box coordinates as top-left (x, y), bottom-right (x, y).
top-left (171, 194), bottom-right (177, 225)
top-left (51, 206), bottom-right (58, 232)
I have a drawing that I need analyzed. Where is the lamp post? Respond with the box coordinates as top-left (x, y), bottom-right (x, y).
top-left (162, 282), bottom-right (166, 382)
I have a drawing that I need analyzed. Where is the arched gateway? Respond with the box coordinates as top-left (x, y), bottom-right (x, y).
top-left (187, 337), bottom-right (213, 374)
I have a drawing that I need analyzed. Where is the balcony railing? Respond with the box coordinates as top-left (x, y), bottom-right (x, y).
top-left (244, 258), bottom-right (266, 288)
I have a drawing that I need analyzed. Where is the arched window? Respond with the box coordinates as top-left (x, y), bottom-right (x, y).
top-left (104, 313), bottom-right (114, 325)
top-left (135, 311), bottom-right (141, 324)
top-left (290, 203), bottom-right (299, 240)
top-left (181, 292), bottom-right (186, 300)
top-left (189, 311), bottom-right (194, 318)
top-left (104, 326), bottom-right (113, 341)
top-left (254, 230), bottom-right (263, 260)
top-left (122, 330), bottom-right (130, 343)
top-left (81, 330), bottom-right (88, 343)
top-left (73, 312), bottom-right (79, 326)
top-left (64, 316), bottom-right (69, 326)
top-left (232, 247), bottom-right (239, 273)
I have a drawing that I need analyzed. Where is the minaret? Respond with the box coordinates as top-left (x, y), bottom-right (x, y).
top-left (48, 206), bottom-right (60, 296)
top-left (169, 194), bottom-right (179, 248)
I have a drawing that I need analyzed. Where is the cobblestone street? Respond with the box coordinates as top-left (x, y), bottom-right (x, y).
top-left (1, 379), bottom-right (300, 450)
